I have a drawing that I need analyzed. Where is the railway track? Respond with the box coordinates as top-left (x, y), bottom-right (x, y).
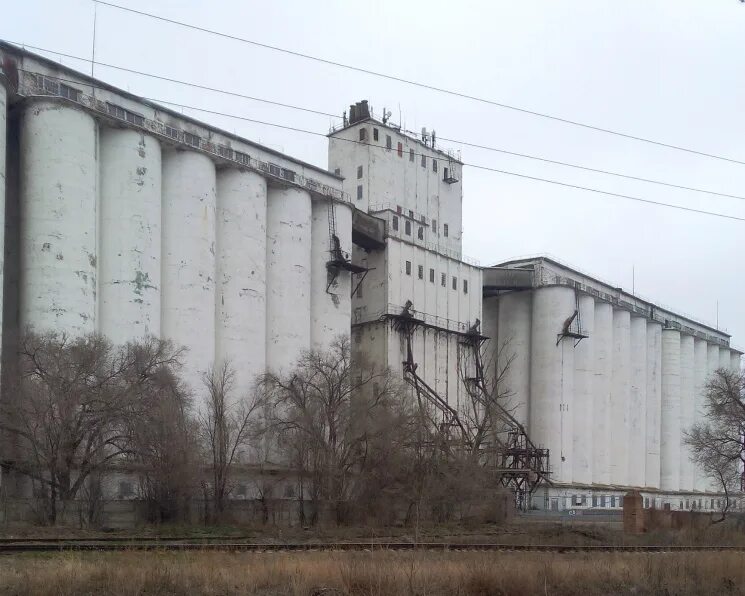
top-left (0, 541), bottom-right (743, 553)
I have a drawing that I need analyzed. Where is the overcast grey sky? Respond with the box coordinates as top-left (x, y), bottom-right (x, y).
top-left (4, 0), bottom-right (745, 344)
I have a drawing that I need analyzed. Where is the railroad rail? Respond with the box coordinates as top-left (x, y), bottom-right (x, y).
top-left (0, 541), bottom-right (743, 554)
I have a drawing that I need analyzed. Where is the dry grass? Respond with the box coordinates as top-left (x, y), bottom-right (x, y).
top-left (0, 550), bottom-right (744, 595)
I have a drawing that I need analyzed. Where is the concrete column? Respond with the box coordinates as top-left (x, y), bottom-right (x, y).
top-left (572, 294), bottom-right (594, 485)
top-left (266, 186), bottom-right (312, 374)
top-left (497, 290), bottom-right (532, 427)
top-left (719, 347), bottom-right (732, 373)
top-left (311, 199), bottom-right (352, 351)
top-left (592, 301), bottom-right (613, 486)
top-left (215, 169), bottom-right (267, 394)
top-left (610, 309), bottom-right (631, 486)
top-left (705, 343), bottom-right (721, 492)
top-left (161, 150), bottom-right (216, 401)
top-left (628, 316), bottom-right (647, 487)
top-left (732, 352), bottom-right (741, 375)
top-left (645, 322), bottom-right (662, 489)
top-left (529, 286), bottom-right (575, 483)
top-left (98, 128), bottom-right (162, 343)
top-left (0, 81), bottom-right (7, 373)
top-left (693, 338), bottom-right (708, 491)
top-left (679, 334), bottom-right (695, 492)
top-left (660, 328), bottom-right (681, 492)
top-left (19, 101), bottom-right (97, 335)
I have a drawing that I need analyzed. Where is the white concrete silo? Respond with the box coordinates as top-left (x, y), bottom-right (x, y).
top-left (732, 352), bottom-right (741, 374)
top-left (98, 128), bottom-right (162, 343)
top-left (311, 199), bottom-right (352, 351)
top-left (719, 347), bottom-right (731, 372)
top-left (610, 309), bottom-right (631, 486)
top-left (705, 343), bottom-right (721, 492)
top-left (572, 294), bottom-right (594, 485)
top-left (215, 168), bottom-right (267, 394)
top-left (692, 338), bottom-right (708, 491)
top-left (497, 290), bottom-right (532, 427)
top-left (266, 186), bottom-right (312, 373)
top-left (592, 301), bottom-right (613, 486)
top-left (678, 334), bottom-right (695, 492)
top-left (645, 322), bottom-right (662, 489)
top-left (161, 150), bottom-right (217, 400)
top-left (660, 328), bottom-right (681, 492)
top-left (19, 101), bottom-right (97, 335)
top-left (628, 316), bottom-right (647, 487)
top-left (529, 285), bottom-right (575, 483)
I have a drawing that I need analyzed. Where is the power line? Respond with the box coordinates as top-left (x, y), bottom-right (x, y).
top-left (93, 0), bottom-right (745, 168)
top-left (86, 93), bottom-right (745, 224)
top-left (11, 41), bottom-right (745, 204)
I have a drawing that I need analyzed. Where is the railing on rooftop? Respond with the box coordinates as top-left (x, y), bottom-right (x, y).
top-left (23, 72), bottom-right (350, 204)
top-left (353, 303), bottom-right (475, 334)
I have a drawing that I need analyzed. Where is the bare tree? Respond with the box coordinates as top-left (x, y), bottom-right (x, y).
top-left (0, 332), bottom-right (183, 524)
top-left (199, 361), bottom-right (260, 520)
top-left (260, 336), bottom-right (406, 525)
top-left (685, 368), bottom-right (744, 523)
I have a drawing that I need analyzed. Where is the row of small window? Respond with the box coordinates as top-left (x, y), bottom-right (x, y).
top-left (392, 215), bottom-right (448, 239)
top-left (404, 261), bottom-right (468, 293)
top-left (358, 127), bottom-right (451, 177)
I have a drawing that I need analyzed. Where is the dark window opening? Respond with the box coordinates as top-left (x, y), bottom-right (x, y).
top-left (386, 135), bottom-right (392, 150)
top-left (441, 273), bottom-right (446, 287)
top-left (421, 154), bottom-right (426, 167)
top-left (433, 159), bottom-right (438, 172)
top-left (404, 220), bottom-right (411, 235)
top-left (373, 128), bottom-right (379, 141)
top-left (417, 227), bottom-right (424, 240)
top-left (397, 142), bottom-right (403, 157)
top-left (356, 185), bottom-right (363, 200)
top-left (464, 280), bottom-right (468, 294)
top-left (392, 216), bottom-right (399, 231)
top-left (429, 268), bottom-right (435, 283)
top-left (443, 223), bottom-right (449, 237)
top-left (357, 165), bottom-right (363, 179)
top-left (432, 219), bottom-right (437, 233)
top-left (417, 265), bottom-right (423, 279)
top-left (359, 128), bottom-right (367, 141)
top-left (452, 276), bottom-right (457, 290)
top-left (405, 261), bottom-right (412, 275)
top-left (409, 148), bottom-right (415, 162)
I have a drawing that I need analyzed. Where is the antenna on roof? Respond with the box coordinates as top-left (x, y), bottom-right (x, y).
top-left (421, 127), bottom-right (429, 146)
top-left (382, 108), bottom-right (392, 124)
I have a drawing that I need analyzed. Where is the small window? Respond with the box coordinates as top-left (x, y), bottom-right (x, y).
top-left (441, 273), bottom-right (446, 287)
top-left (443, 224), bottom-right (449, 237)
top-left (392, 216), bottom-right (399, 231)
top-left (359, 128), bottom-right (367, 141)
top-left (409, 148), bottom-right (414, 162)
top-left (235, 151), bottom-right (249, 166)
top-left (432, 219), bottom-right (437, 233)
top-left (417, 227), bottom-right (423, 240)
top-left (443, 167), bottom-right (449, 181)
top-left (452, 276), bottom-right (457, 290)
top-left (373, 128), bottom-right (379, 141)
top-left (433, 159), bottom-right (438, 172)
top-left (592, 496), bottom-right (598, 507)
top-left (396, 205), bottom-right (402, 214)
top-left (421, 154), bottom-right (426, 168)
top-left (386, 135), bottom-right (392, 150)
top-left (357, 185), bottom-right (363, 200)
top-left (404, 220), bottom-right (411, 235)
top-left (405, 261), bottom-right (412, 275)
top-left (357, 165), bottom-right (363, 179)
top-left (408, 210), bottom-right (414, 218)
top-left (397, 142), bottom-right (403, 157)
top-left (417, 265), bottom-right (423, 280)
top-left (463, 280), bottom-right (468, 294)
top-left (429, 268), bottom-right (435, 283)
top-left (334, 167), bottom-right (341, 176)
top-left (59, 83), bottom-right (80, 102)
top-left (184, 132), bottom-right (201, 148)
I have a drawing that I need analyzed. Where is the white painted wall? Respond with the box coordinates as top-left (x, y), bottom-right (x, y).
top-left (161, 150), bottom-right (217, 401)
top-left (529, 286), bottom-right (575, 483)
top-left (19, 101), bottom-right (97, 336)
top-left (645, 322), bottom-right (662, 489)
top-left (660, 329), bottom-right (681, 492)
top-left (678, 334), bottom-right (695, 492)
top-left (266, 186), bottom-right (312, 374)
top-left (628, 316), bottom-right (647, 487)
top-left (215, 168), bottom-right (267, 394)
top-left (592, 301), bottom-right (613, 485)
top-left (610, 309), bottom-right (631, 486)
top-left (573, 294), bottom-right (594, 485)
top-left (99, 128), bottom-right (161, 343)
top-left (732, 352), bottom-right (741, 374)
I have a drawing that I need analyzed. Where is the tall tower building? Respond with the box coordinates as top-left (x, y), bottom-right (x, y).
top-left (329, 101), bottom-right (482, 413)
